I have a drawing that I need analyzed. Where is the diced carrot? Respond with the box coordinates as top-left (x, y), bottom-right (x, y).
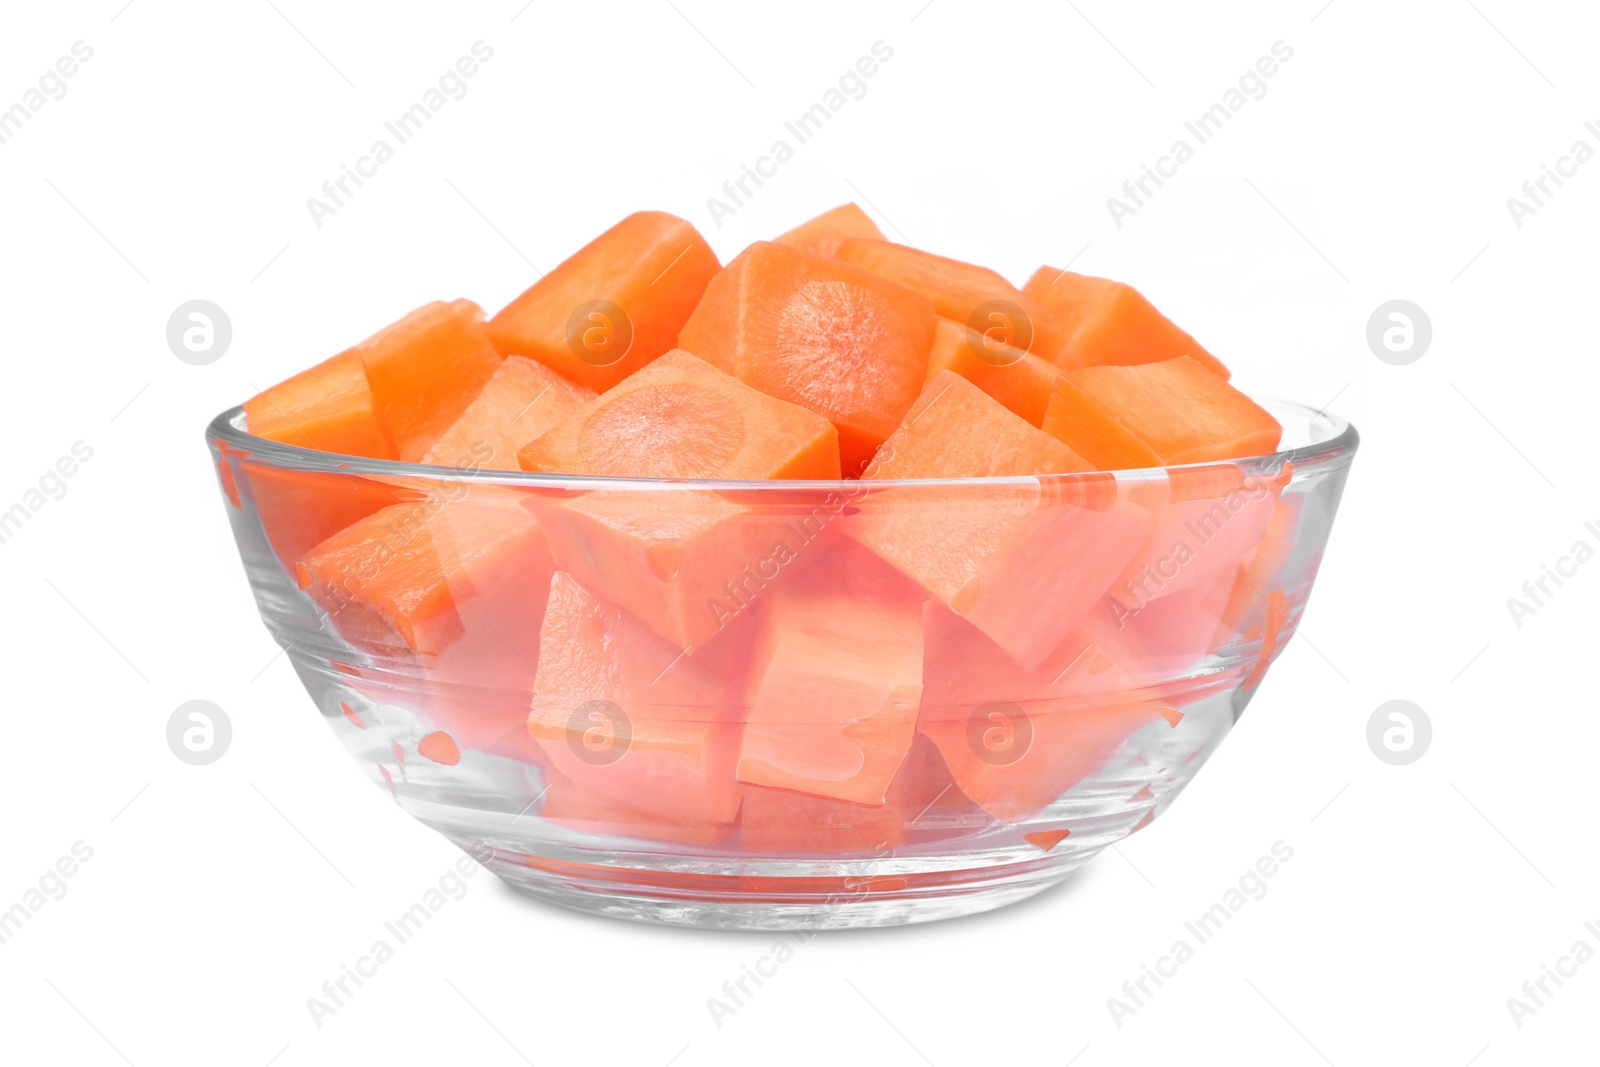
top-left (212, 440), bottom-right (245, 509)
top-left (518, 349), bottom-right (839, 480)
top-left (298, 492), bottom-right (555, 755)
top-left (527, 572), bottom-right (753, 830)
top-left (244, 350), bottom-right (396, 459)
top-left (847, 471), bottom-right (1156, 669)
top-left (539, 771), bottom-right (738, 846)
top-left (739, 786), bottom-right (898, 854)
top-left (1022, 268), bottom-right (1231, 379)
top-left (738, 735), bottom-right (956, 854)
top-left (346, 299), bottom-right (505, 462)
top-left (677, 241), bottom-right (935, 476)
top-left (239, 461), bottom-right (408, 577)
top-left (421, 356), bottom-right (594, 472)
top-left (925, 702), bottom-right (1165, 824)
top-left (1042, 356), bottom-right (1282, 468)
top-left (774, 202), bottom-right (885, 259)
top-left (1243, 588), bottom-right (1289, 691)
top-left (527, 488), bottom-right (812, 652)
top-left (833, 237), bottom-right (1060, 358)
top-left (919, 599), bottom-right (1161, 724)
top-left (417, 731), bottom-right (461, 765)
top-left (846, 374), bottom-right (1142, 668)
top-left (925, 318), bottom-right (1064, 427)
top-left (1219, 492), bottom-right (1301, 631)
top-left (1120, 566), bottom-right (1240, 699)
top-left (1109, 463), bottom-right (1282, 609)
top-left (1024, 829), bottom-right (1071, 852)
top-left (918, 601), bottom-right (1172, 821)
top-left (865, 371), bottom-right (1094, 479)
top-left (297, 493), bottom-right (550, 653)
top-left (488, 211), bottom-right (721, 392)
top-left (736, 541), bottom-right (925, 806)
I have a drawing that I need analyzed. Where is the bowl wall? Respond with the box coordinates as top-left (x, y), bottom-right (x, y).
top-left (208, 399), bottom-right (1355, 929)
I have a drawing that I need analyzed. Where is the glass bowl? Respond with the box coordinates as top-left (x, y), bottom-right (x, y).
top-left (206, 397), bottom-right (1356, 930)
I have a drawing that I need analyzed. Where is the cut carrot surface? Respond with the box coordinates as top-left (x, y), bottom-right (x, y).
top-left (925, 317), bottom-right (1064, 427)
top-left (518, 349), bottom-right (840, 480)
top-left (527, 487), bottom-right (811, 652)
top-left (299, 494), bottom-right (554, 753)
top-left (1022, 269), bottom-right (1231, 379)
top-left (1043, 356), bottom-right (1282, 469)
top-left (1110, 463), bottom-right (1282, 609)
top-left (297, 495), bottom-right (551, 656)
top-left (738, 735), bottom-right (959, 853)
top-left (1219, 493), bottom-right (1301, 631)
top-left (351, 299), bottom-right (505, 463)
top-left (489, 211), bottom-right (720, 392)
top-left (923, 700), bottom-right (1166, 824)
top-left (736, 542), bottom-right (925, 806)
top-left (1120, 567), bottom-right (1239, 693)
top-left (244, 350), bottom-right (395, 459)
top-left (241, 462), bottom-right (407, 577)
top-left (527, 572), bottom-right (753, 829)
top-left (421, 356), bottom-right (595, 471)
top-left (864, 371), bottom-right (1094, 480)
top-left (847, 375), bottom-right (1140, 668)
top-left (847, 475), bottom-right (1153, 670)
top-left (774, 202), bottom-right (886, 259)
top-left (833, 237), bottom-right (1059, 358)
top-left (677, 241), bottom-right (935, 475)
top-left (213, 440), bottom-right (244, 509)
top-left (919, 599), bottom-right (1160, 723)
top-left (539, 774), bottom-right (738, 846)
top-left (919, 599), bottom-right (1171, 822)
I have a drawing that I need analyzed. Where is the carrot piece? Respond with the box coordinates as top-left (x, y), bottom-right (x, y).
top-left (527, 572), bottom-right (754, 830)
top-left (1119, 566), bottom-right (1240, 696)
top-left (298, 493), bottom-right (555, 756)
top-left (1022, 268), bottom-right (1231, 379)
top-left (243, 350), bottom-right (395, 459)
top-left (919, 599), bottom-right (1162, 724)
top-left (1219, 493), bottom-right (1301, 631)
top-left (421, 356), bottom-right (594, 471)
top-left (833, 237), bottom-right (1060, 358)
top-left (918, 601), bottom-right (1172, 822)
top-left (346, 299), bottom-right (505, 462)
top-left (848, 379), bottom-right (1153, 668)
top-left (925, 702), bottom-right (1167, 824)
top-left (1043, 357), bottom-right (1282, 468)
top-left (212, 440), bottom-right (244, 509)
top-left (925, 317), bottom-right (1065, 427)
top-left (297, 495), bottom-right (551, 658)
top-left (488, 211), bottom-right (721, 392)
top-left (677, 241), bottom-right (935, 476)
top-left (848, 486), bottom-right (1154, 671)
top-left (1109, 463), bottom-right (1283, 610)
top-left (529, 487), bottom-right (815, 652)
top-left (417, 731), bottom-right (461, 766)
top-left (239, 461), bottom-right (408, 577)
top-left (737, 735), bottom-right (957, 854)
top-left (774, 202), bottom-right (885, 259)
top-left (736, 542), bottom-right (925, 806)
top-left (517, 349), bottom-right (840, 480)
top-left (865, 371), bottom-right (1094, 479)
top-left (539, 773), bottom-right (738, 846)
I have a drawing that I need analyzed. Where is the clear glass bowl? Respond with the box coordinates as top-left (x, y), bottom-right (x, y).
top-left (206, 398), bottom-right (1356, 930)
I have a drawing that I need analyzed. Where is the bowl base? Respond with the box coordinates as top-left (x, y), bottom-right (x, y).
top-left (470, 840), bottom-right (1083, 931)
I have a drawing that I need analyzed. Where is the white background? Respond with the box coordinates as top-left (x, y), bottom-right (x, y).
top-left (1, 1), bottom-right (1595, 1063)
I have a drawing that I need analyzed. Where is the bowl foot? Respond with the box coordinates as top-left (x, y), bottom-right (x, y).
top-left (471, 843), bottom-right (1081, 931)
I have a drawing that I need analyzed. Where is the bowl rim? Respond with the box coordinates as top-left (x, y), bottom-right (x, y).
top-left (206, 395), bottom-right (1358, 491)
